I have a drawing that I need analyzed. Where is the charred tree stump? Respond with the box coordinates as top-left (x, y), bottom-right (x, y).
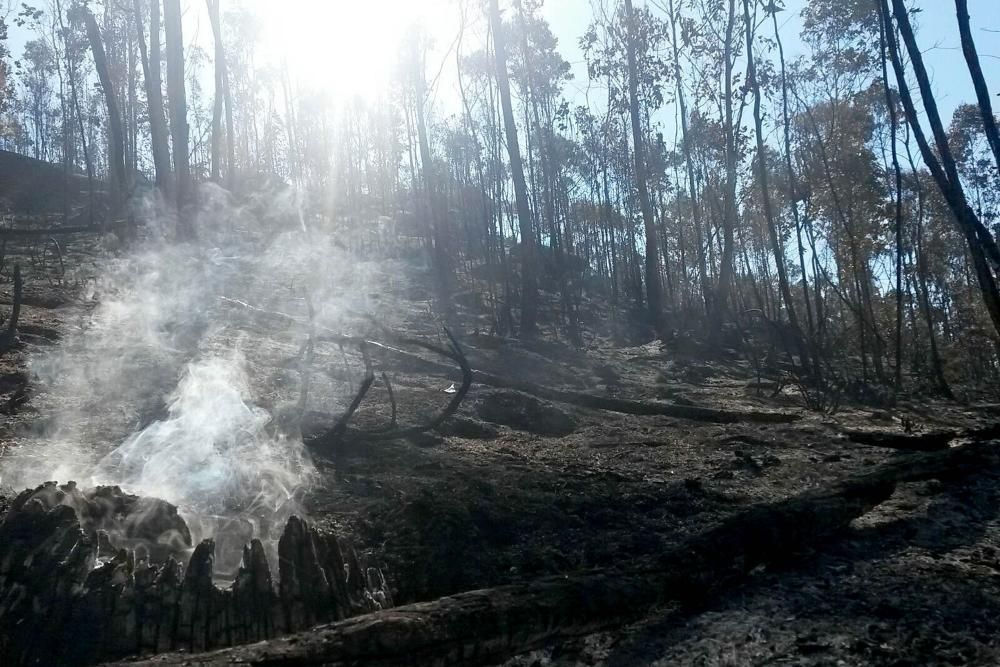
top-left (0, 483), bottom-right (389, 666)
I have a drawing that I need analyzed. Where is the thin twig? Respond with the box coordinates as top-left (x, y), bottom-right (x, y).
top-left (381, 371), bottom-right (398, 429)
top-left (329, 341), bottom-right (375, 442)
top-left (354, 328), bottom-right (472, 442)
top-left (297, 292), bottom-right (316, 419)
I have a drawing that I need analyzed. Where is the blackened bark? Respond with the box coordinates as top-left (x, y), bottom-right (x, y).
top-left (163, 0), bottom-right (192, 236)
top-left (490, 0), bottom-right (539, 337)
top-left (955, 0), bottom-right (1000, 174)
top-left (81, 8), bottom-right (127, 210)
top-left (624, 0), bottom-right (664, 332)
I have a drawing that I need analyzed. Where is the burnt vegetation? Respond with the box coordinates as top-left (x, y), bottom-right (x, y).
top-left (0, 0), bottom-right (1000, 665)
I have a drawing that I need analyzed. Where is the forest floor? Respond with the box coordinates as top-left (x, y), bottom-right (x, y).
top-left (1, 230), bottom-right (1000, 666)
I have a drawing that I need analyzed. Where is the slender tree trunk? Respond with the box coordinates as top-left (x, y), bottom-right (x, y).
top-left (163, 0), bottom-right (192, 235)
top-left (955, 0), bottom-right (1000, 173)
top-left (904, 133), bottom-right (953, 398)
top-left (207, 0), bottom-right (223, 182)
top-left (128, 25), bottom-right (139, 174)
top-left (771, 10), bottom-right (816, 360)
top-left (668, 0), bottom-right (709, 316)
top-left (743, 0), bottom-right (809, 373)
top-left (624, 0), bottom-right (664, 333)
top-left (81, 7), bottom-right (127, 215)
top-left (882, 0), bottom-right (1000, 340)
top-left (412, 51), bottom-right (453, 313)
top-left (49, 8), bottom-right (69, 221)
top-left (280, 63), bottom-right (301, 184)
top-left (220, 12), bottom-right (236, 187)
top-left (879, 14), bottom-right (904, 390)
top-left (715, 0), bottom-right (738, 323)
top-left (58, 0), bottom-right (94, 222)
top-left (134, 0), bottom-right (171, 195)
top-left (490, 0), bottom-right (538, 337)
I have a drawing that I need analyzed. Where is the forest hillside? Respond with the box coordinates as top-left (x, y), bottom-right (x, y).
top-left (0, 0), bottom-right (999, 665)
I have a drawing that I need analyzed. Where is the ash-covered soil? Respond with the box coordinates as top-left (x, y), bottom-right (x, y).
top-left (1, 236), bottom-right (999, 666)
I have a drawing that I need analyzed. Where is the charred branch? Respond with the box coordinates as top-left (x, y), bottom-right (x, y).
top-left (308, 328), bottom-right (473, 451)
top-left (381, 371), bottom-right (398, 429)
top-left (327, 340), bottom-right (375, 443)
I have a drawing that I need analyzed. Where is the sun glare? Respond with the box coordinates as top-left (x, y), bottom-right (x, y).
top-left (256, 0), bottom-right (455, 101)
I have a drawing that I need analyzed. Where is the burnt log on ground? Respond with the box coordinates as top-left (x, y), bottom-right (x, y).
top-left (117, 441), bottom-right (999, 667)
top-left (0, 483), bottom-right (390, 666)
top-left (844, 423), bottom-right (1000, 451)
top-left (0, 224), bottom-right (105, 237)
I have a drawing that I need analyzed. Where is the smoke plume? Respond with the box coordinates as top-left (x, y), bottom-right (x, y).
top-left (0, 184), bottom-right (397, 575)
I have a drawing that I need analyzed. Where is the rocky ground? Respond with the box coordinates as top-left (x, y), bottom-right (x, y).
top-left (1, 230), bottom-right (999, 666)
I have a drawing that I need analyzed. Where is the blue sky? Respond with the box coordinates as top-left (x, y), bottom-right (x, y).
top-left (4, 0), bottom-right (998, 132)
top-left (540, 0), bottom-right (1000, 124)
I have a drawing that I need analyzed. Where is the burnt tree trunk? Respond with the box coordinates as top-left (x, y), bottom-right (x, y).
top-left (163, 0), bottom-right (192, 235)
top-left (134, 0), bottom-right (172, 195)
top-left (883, 0), bottom-right (1000, 340)
top-left (207, 0), bottom-right (224, 183)
top-left (955, 0), bottom-right (1000, 173)
top-left (714, 0), bottom-right (739, 325)
top-left (80, 8), bottom-right (127, 214)
top-left (490, 0), bottom-right (539, 338)
top-left (624, 0), bottom-right (663, 332)
top-left (742, 0), bottom-right (810, 374)
top-left (668, 0), bottom-right (710, 315)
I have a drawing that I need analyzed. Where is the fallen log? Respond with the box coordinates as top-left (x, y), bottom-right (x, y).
top-left (218, 298), bottom-right (801, 425)
top-left (0, 224), bottom-right (103, 237)
top-left (116, 441), bottom-right (999, 667)
top-left (485, 377), bottom-right (800, 424)
top-left (844, 423), bottom-right (1000, 451)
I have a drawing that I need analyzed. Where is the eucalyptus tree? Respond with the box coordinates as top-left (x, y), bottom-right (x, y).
top-left (954, 0), bottom-right (1000, 174)
top-left (163, 0), bottom-right (191, 230)
top-left (133, 0), bottom-right (170, 194)
top-left (582, 0), bottom-right (671, 322)
top-left (741, 0), bottom-right (809, 371)
top-left (18, 38), bottom-right (55, 160)
top-left (665, 0), bottom-right (710, 314)
top-left (623, 0), bottom-right (663, 330)
top-left (76, 6), bottom-right (126, 208)
top-left (508, 0), bottom-right (581, 340)
top-left (490, 0), bottom-right (539, 337)
top-left (881, 0), bottom-right (1000, 341)
top-left (207, 0), bottom-right (235, 186)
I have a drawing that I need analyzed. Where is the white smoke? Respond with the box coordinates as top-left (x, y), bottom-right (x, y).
top-left (0, 183), bottom-right (403, 577)
top-left (90, 354), bottom-right (314, 573)
top-left (94, 355), bottom-right (293, 510)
